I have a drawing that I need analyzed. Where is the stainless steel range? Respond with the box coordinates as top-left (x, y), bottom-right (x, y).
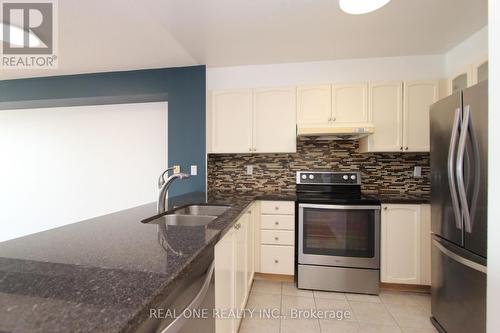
top-left (296, 171), bottom-right (381, 295)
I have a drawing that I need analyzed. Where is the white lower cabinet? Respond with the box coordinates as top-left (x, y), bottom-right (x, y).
top-left (215, 227), bottom-right (236, 333)
top-left (260, 245), bottom-right (294, 275)
top-left (234, 214), bottom-right (248, 315)
top-left (420, 204), bottom-right (431, 285)
top-left (258, 200), bottom-right (295, 276)
top-left (381, 204), bottom-right (431, 285)
top-left (245, 205), bottom-right (255, 289)
top-left (215, 200), bottom-right (295, 333)
top-left (215, 208), bottom-right (253, 333)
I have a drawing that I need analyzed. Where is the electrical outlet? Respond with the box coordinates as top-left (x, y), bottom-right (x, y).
top-left (413, 166), bottom-right (422, 177)
top-left (173, 165), bottom-right (180, 174)
top-left (246, 165), bottom-right (253, 175)
top-left (190, 165), bottom-right (197, 176)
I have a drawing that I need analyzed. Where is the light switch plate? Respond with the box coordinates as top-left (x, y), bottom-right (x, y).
top-left (413, 166), bottom-right (422, 177)
top-left (190, 165), bottom-right (197, 176)
top-left (246, 165), bottom-right (253, 175)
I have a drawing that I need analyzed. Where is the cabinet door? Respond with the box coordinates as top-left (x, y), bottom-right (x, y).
top-left (472, 58), bottom-right (488, 84)
top-left (448, 66), bottom-right (473, 94)
top-left (253, 202), bottom-right (261, 273)
top-left (332, 83), bottom-right (368, 123)
top-left (381, 204), bottom-right (421, 284)
top-left (360, 82), bottom-right (403, 152)
top-left (297, 85), bottom-right (332, 125)
top-left (211, 90), bottom-right (253, 153)
top-left (253, 87), bottom-right (296, 153)
top-left (245, 207), bottom-right (255, 286)
top-left (420, 204), bottom-right (431, 286)
top-left (403, 81), bottom-right (438, 152)
top-left (234, 215), bottom-right (248, 314)
top-left (215, 229), bottom-right (235, 333)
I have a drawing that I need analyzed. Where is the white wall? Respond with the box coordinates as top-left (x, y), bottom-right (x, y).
top-left (207, 25), bottom-right (488, 91)
top-left (445, 26), bottom-right (488, 77)
top-left (487, 1), bottom-right (499, 332)
top-left (0, 102), bottom-right (168, 242)
top-left (207, 55), bottom-right (445, 90)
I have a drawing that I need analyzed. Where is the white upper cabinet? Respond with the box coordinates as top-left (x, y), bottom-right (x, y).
top-left (296, 85), bottom-right (332, 125)
top-left (359, 82), bottom-right (403, 152)
top-left (209, 87), bottom-right (296, 154)
top-left (448, 66), bottom-right (473, 95)
top-left (331, 83), bottom-right (369, 123)
top-left (381, 204), bottom-right (421, 285)
top-left (253, 87), bottom-right (296, 153)
top-left (472, 58), bottom-right (488, 84)
top-left (210, 89), bottom-right (253, 153)
top-left (403, 80), bottom-right (439, 152)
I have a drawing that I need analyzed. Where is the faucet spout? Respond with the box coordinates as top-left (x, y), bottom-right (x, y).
top-left (157, 172), bottom-right (190, 214)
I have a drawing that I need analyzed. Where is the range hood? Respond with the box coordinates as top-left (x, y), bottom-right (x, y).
top-left (297, 123), bottom-right (375, 140)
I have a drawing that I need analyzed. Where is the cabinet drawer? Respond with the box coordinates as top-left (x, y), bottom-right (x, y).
top-left (261, 230), bottom-right (294, 246)
top-left (260, 201), bottom-right (295, 215)
top-left (260, 215), bottom-right (295, 230)
top-left (260, 245), bottom-right (294, 275)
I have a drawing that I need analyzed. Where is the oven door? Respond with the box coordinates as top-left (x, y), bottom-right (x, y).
top-left (298, 203), bottom-right (380, 269)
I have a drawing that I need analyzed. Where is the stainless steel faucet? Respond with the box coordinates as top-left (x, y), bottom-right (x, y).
top-left (157, 168), bottom-right (190, 214)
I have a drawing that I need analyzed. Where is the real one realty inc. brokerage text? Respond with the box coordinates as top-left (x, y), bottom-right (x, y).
top-left (150, 308), bottom-right (352, 320)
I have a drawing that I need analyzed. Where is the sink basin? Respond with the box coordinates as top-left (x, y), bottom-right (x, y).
top-left (174, 205), bottom-right (230, 216)
top-left (158, 214), bottom-right (216, 227)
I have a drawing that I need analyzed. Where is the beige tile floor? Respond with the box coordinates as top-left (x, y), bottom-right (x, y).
top-left (239, 280), bottom-right (438, 333)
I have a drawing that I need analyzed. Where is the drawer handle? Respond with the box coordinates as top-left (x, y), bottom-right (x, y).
top-left (274, 259), bottom-right (279, 264)
top-left (275, 221), bottom-right (279, 225)
top-left (275, 206), bottom-right (279, 210)
top-left (274, 237), bottom-right (279, 241)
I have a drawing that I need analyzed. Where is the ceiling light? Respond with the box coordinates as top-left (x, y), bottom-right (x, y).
top-left (339, 0), bottom-right (392, 15)
top-left (0, 22), bottom-right (42, 47)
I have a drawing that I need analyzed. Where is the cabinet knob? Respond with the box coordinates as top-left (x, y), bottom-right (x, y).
top-left (274, 237), bottom-right (279, 241)
top-left (274, 259), bottom-right (279, 264)
top-left (247, 210), bottom-right (252, 214)
top-left (384, 206), bottom-right (387, 210)
top-left (405, 147), bottom-right (409, 151)
top-left (333, 117), bottom-right (336, 121)
top-left (275, 206), bottom-right (279, 210)
top-left (275, 221), bottom-right (279, 225)
top-left (400, 147), bottom-right (403, 151)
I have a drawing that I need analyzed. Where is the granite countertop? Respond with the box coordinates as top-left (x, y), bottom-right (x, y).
top-left (362, 191), bottom-right (431, 204)
top-left (0, 190), bottom-right (294, 333)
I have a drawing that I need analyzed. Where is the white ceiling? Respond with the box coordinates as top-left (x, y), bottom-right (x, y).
top-left (0, 0), bottom-right (487, 80)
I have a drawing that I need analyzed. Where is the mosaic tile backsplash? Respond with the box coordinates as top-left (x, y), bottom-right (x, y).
top-left (207, 139), bottom-right (431, 197)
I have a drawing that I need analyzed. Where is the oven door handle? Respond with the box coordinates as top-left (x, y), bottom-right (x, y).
top-left (298, 203), bottom-right (381, 210)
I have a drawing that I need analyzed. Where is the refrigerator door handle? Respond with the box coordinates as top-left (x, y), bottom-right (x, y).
top-left (448, 107), bottom-right (462, 229)
top-left (456, 105), bottom-right (472, 233)
top-left (432, 238), bottom-right (486, 273)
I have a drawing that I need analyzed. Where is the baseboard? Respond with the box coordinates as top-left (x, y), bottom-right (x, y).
top-left (254, 275), bottom-right (430, 293)
top-left (380, 282), bottom-right (431, 293)
top-left (254, 272), bottom-right (294, 283)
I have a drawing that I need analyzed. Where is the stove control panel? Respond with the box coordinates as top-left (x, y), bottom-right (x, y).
top-left (296, 171), bottom-right (361, 185)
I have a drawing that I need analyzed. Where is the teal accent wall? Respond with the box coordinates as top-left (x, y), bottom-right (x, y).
top-left (0, 66), bottom-right (206, 197)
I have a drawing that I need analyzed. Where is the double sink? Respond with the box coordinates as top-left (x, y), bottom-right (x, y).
top-left (143, 204), bottom-right (231, 226)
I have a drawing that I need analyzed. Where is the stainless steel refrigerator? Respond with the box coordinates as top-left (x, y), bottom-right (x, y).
top-left (430, 80), bottom-right (487, 333)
